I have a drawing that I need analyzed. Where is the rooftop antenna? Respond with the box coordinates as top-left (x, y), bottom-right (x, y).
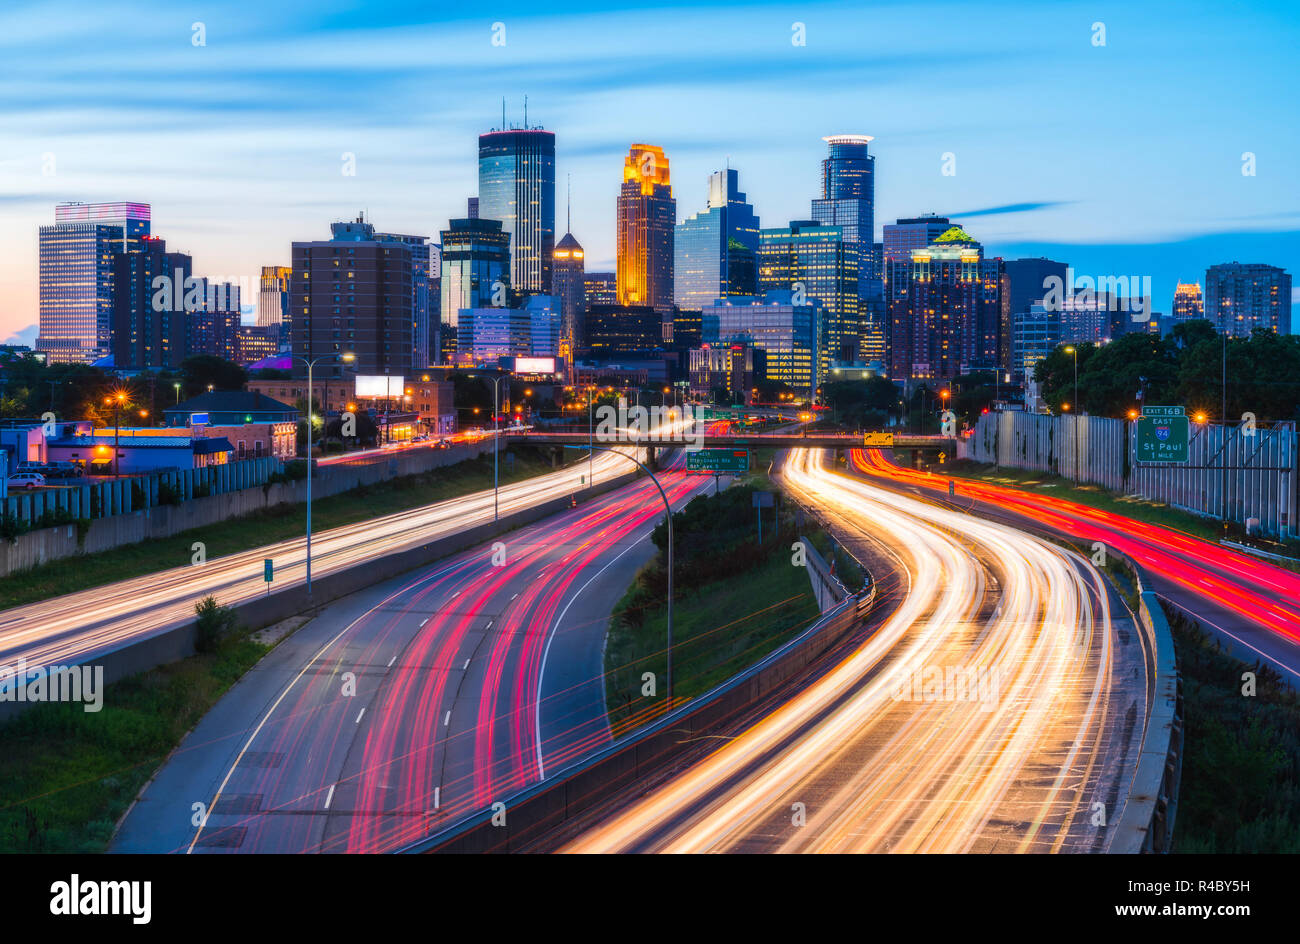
top-left (566, 174), bottom-right (571, 233)
top-left (502, 96), bottom-right (506, 131)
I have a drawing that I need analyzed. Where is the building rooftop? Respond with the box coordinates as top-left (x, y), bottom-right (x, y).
top-left (171, 390), bottom-right (297, 415)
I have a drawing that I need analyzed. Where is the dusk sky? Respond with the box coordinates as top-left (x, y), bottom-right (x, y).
top-left (2, 0), bottom-right (1297, 344)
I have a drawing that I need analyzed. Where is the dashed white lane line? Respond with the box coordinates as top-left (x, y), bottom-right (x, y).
top-left (324, 784), bottom-right (335, 810)
top-left (387, 655), bottom-right (396, 667)
top-left (355, 708), bottom-right (365, 724)
top-left (443, 710), bottom-right (451, 726)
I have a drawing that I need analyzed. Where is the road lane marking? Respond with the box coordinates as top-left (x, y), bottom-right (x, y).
top-left (324, 784), bottom-right (335, 809)
top-left (387, 655), bottom-right (396, 667)
top-left (420, 618), bottom-right (429, 626)
top-left (463, 658), bottom-right (471, 670)
top-left (355, 708), bottom-right (365, 724)
top-left (443, 710), bottom-right (451, 726)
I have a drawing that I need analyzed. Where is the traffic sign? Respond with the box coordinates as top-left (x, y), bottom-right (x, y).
top-left (686, 448), bottom-right (749, 474)
top-left (263, 559), bottom-right (273, 583)
top-left (864, 432), bottom-right (894, 447)
top-left (1136, 408), bottom-right (1189, 463)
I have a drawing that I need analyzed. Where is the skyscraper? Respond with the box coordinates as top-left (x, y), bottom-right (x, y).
top-left (552, 232), bottom-right (585, 361)
top-left (757, 221), bottom-right (859, 379)
top-left (882, 216), bottom-right (952, 263)
top-left (373, 231), bottom-right (433, 367)
top-left (38, 201), bottom-right (151, 363)
top-left (706, 291), bottom-right (823, 393)
top-left (674, 168), bottom-right (760, 310)
top-left (616, 144), bottom-right (675, 309)
top-left (1172, 282), bottom-right (1204, 322)
top-left (584, 272), bottom-right (617, 309)
top-left (885, 225), bottom-right (1003, 383)
top-left (439, 200), bottom-right (511, 358)
top-left (1205, 262), bottom-right (1291, 336)
top-left (111, 235), bottom-right (191, 371)
top-left (257, 265), bottom-right (292, 334)
top-left (478, 125), bottom-right (555, 293)
top-left (811, 135), bottom-right (875, 267)
top-left (290, 217), bottom-right (413, 381)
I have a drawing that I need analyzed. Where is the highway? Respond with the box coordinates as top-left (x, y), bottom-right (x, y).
top-left (113, 452), bottom-right (713, 853)
top-left (0, 447), bottom-right (635, 685)
top-left (564, 448), bottom-right (1147, 853)
top-left (850, 449), bottom-right (1300, 684)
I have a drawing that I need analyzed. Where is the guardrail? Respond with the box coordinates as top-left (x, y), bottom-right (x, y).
top-left (401, 557), bottom-right (878, 853)
top-left (1109, 554), bottom-right (1183, 854)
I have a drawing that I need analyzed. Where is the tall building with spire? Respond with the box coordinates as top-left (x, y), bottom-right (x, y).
top-left (616, 144), bottom-right (676, 310)
top-left (477, 109), bottom-right (555, 294)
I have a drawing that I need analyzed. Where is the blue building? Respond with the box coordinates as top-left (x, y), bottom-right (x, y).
top-left (674, 169), bottom-right (760, 311)
top-left (705, 291), bottom-right (824, 394)
top-left (478, 126), bottom-right (556, 293)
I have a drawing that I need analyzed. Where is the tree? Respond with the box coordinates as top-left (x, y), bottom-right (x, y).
top-left (180, 355), bottom-right (247, 397)
top-left (822, 377), bottom-right (900, 427)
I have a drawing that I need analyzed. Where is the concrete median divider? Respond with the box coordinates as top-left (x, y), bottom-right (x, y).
top-left (400, 563), bottom-right (878, 854)
top-left (0, 467), bottom-right (639, 724)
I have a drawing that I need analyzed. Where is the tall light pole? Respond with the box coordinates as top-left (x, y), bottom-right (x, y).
top-left (173, 382), bottom-right (181, 405)
top-left (491, 372), bottom-right (508, 521)
top-left (105, 392), bottom-right (127, 477)
top-left (292, 350), bottom-right (354, 596)
top-left (1064, 345), bottom-right (1079, 482)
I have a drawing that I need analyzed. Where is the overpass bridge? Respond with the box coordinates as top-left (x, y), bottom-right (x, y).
top-left (501, 429), bottom-right (957, 463)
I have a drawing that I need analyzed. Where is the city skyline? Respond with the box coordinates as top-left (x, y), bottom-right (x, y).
top-left (3, 0), bottom-right (1298, 346)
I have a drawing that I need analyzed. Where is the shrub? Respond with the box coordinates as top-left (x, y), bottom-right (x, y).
top-left (193, 595), bottom-right (240, 653)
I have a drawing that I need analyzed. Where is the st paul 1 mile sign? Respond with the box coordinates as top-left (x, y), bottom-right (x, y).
top-left (1136, 406), bottom-right (1189, 463)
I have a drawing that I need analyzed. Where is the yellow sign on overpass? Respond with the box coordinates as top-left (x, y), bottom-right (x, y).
top-left (863, 432), bottom-right (895, 447)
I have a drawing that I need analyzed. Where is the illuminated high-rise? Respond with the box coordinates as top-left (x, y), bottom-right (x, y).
top-left (811, 135), bottom-right (875, 262)
top-left (38, 201), bottom-right (151, 363)
top-left (257, 265), bottom-right (292, 338)
top-left (1205, 263), bottom-right (1290, 336)
top-left (674, 168), bottom-right (760, 310)
top-left (552, 232), bottom-right (585, 361)
top-left (1172, 281), bottom-right (1205, 322)
top-left (757, 221), bottom-right (859, 380)
top-left (478, 125), bottom-right (555, 293)
top-left (616, 144), bottom-right (675, 309)
top-left (439, 200), bottom-right (511, 340)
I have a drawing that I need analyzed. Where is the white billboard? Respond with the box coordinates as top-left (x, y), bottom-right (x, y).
top-left (514, 357), bottom-right (556, 375)
top-left (355, 375), bottom-right (405, 398)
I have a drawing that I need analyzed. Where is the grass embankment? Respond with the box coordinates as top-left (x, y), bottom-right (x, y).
top-left (0, 605), bottom-right (267, 853)
top-left (0, 446), bottom-right (567, 611)
top-left (1166, 607), bottom-right (1300, 853)
top-left (604, 483), bottom-right (824, 735)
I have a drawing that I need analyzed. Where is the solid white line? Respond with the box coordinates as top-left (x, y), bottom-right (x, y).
top-left (387, 655), bottom-right (396, 667)
top-left (420, 618), bottom-right (429, 626)
top-left (463, 658), bottom-right (471, 670)
top-left (355, 708), bottom-right (365, 724)
top-left (324, 784), bottom-right (335, 809)
top-left (535, 485), bottom-right (704, 780)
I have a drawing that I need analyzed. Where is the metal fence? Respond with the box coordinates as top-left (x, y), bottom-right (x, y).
top-left (1, 456), bottom-right (282, 527)
top-left (960, 411), bottom-right (1297, 539)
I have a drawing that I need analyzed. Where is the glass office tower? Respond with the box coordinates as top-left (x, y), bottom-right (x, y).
top-left (1205, 262), bottom-right (1291, 336)
top-left (674, 169), bottom-right (760, 310)
top-left (478, 127), bottom-right (556, 293)
top-left (38, 201), bottom-right (151, 363)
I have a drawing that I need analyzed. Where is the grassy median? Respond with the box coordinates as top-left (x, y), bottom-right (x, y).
top-left (0, 618), bottom-right (268, 853)
top-left (1166, 606), bottom-right (1300, 853)
top-left (0, 447), bottom-right (569, 612)
top-left (604, 483), bottom-right (823, 733)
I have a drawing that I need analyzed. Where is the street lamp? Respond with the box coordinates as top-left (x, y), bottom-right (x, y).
top-left (173, 382), bottom-right (181, 404)
top-left (104, 391), bottom-right (128, 476)
top-left (290, 350), bottom-right (355, 596)
top-left (490, 372), bottom-right (509, 521)
top-left (1064, 345), bottom-right (1079, 481)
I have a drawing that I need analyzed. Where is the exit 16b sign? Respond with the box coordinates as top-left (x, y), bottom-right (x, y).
top-left (1136, 406), bottom-right (1189, 463)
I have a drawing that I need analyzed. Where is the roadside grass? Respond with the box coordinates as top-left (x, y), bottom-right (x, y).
top-left (0, 447), bottom-right (568, 612)
top-left (0, 619), bottom-right (268, 854)
top-left (1166, 607), bottom-right (1300, 853)
top-left (603, 478), bottom-right (825, 733)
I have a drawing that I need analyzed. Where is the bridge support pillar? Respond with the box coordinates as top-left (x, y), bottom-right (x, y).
top-left (647, 445), bottom-right (659, 471)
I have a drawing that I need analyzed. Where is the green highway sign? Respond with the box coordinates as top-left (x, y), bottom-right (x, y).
top-left (1136, 408), bottom-right (1189, 463)
top-left (686, 448), bottom-right (750, 474)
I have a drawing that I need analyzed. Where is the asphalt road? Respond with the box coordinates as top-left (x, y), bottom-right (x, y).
top-left (850, 448), bottom-right (1300, 687)
top-left (113, 456), bottom-right (712, 853)
top-left (565, 449), bottom-right (1147, 853)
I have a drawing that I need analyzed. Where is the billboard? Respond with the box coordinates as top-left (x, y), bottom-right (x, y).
top-left (514, 357), bottom-right (557, 375)
top-left (355, 375), bottom-right (405, 398)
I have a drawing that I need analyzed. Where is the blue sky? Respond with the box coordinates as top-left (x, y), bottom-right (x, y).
top-left (1, 0), bottom-right (1297, 342)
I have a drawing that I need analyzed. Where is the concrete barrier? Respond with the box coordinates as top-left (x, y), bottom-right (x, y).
top-left (400, 564), bottom-right (879, 853)
top-left (0, 468), bottom-right (638, 724)
top-left (0, 441), bottom-right (497, 577)
top-left (797, 536), bottom-right (847, 613)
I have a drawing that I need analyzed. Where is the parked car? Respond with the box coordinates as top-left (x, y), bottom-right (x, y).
top-left (6, 472), bottom-right (46, 490)
top-left (42, 461), bottom-right (84, 479)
